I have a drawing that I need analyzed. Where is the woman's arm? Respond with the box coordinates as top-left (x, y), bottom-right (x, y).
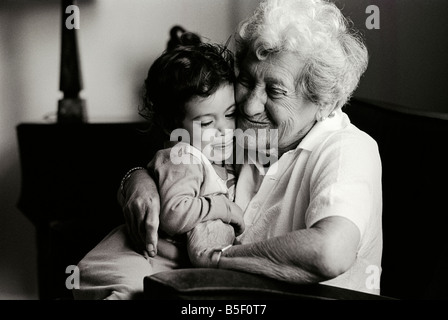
top-left (117, 151), bottom-right (244, 257)
top-left (189, 216), bottom-right (360, 284)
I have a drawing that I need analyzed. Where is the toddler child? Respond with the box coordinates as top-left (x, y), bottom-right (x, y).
top-left (140, 37), bottom-right (244, 259)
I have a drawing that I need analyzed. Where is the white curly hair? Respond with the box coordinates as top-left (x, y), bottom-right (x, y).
top-left (235, 0), bottom-right (368, 109)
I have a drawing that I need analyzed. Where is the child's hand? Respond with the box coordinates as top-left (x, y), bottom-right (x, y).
top-left (227, 202), bottom-right (245, 236)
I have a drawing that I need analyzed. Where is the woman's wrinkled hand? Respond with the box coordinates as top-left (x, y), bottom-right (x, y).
top-left (118, 169), bottom-right (160, 258)
top-left (187, 219), bottom-right (235, 268)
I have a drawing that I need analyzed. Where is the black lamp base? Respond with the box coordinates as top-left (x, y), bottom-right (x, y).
top-left (57, 98), bottom-right (87, 123)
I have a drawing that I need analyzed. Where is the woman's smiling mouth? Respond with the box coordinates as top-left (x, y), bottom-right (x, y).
top-left (238, 116), bottom-right (272, 129)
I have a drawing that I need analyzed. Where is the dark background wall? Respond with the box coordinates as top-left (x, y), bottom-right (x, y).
top-left (340, 0), bottom-right (448, 115)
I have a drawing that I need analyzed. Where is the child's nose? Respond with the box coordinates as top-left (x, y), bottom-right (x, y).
top-left (215, 120), bottom-right (227, 136)
top-left (215, 128), bottom-right (224, 137)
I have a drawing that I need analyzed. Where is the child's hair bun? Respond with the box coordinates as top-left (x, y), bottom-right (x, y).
top-left (167, 25), bottom-right (202, 51)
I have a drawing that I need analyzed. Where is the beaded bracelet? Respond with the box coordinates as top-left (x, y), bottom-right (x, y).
top-left (119, 167), bottom-right (146, 198)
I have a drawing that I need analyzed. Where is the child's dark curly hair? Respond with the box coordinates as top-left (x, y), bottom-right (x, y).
top-left (139, 35), bottom-right (235, 134)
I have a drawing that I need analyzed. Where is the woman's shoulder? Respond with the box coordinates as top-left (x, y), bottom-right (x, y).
top-left (325, 121), bottom-right (378, 149)
top-left (311, 122), bottom-right (380, 167)
top-left (307, 123), bottom-right (382, 182)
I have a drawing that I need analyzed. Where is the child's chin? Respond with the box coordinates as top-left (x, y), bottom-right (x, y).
top-left (207, 149), bottom-right (233, 163)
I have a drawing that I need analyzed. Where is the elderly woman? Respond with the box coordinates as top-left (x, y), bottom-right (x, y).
top-left (74, 0), bottom-right (382, 300)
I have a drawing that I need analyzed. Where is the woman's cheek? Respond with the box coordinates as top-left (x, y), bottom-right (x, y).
top-left (277, 117), bottom-right (300, 146)
top-left (235, 85), bottom-right (248, 111)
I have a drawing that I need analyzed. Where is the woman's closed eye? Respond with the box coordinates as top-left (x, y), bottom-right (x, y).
top-left (267, 86), bottom-right (288, 98)
top-left (237, 75), bottom-right (252, 88)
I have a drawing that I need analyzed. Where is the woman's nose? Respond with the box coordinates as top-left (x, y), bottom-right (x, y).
top-left (241, 88), bottom-right (266, 117)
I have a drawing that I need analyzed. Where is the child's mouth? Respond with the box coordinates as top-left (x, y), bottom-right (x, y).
top-left (212, 138), bottom-right (233, 150)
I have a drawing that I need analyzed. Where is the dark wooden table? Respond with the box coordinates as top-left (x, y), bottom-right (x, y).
top-left (16, 121), bottom-right (163, 299)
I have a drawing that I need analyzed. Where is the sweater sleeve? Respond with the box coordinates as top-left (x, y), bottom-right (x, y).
top-left (148, 147), bottom-right (239, 236)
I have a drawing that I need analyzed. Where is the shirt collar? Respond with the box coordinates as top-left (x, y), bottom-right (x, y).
top-left (297, 108), bottom-right (350, 152)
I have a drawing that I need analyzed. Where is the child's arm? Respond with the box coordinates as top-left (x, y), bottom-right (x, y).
top-left (148, 149), bottom-right (244, 237)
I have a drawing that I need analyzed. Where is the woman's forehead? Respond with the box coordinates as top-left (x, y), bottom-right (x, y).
top-left (242, 51), bottom-right (304, 84)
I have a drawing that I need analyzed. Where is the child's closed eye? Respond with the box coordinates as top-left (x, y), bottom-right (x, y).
top-left (201, 121), bottom-right (213, 127)
top-left (225, 112), bottom-right (236, 119)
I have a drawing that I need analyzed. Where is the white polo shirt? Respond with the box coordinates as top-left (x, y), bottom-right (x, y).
top-left (234, 108), bottom-right (383, 294)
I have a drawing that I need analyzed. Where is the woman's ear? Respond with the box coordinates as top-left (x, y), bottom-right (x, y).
top-left (316, 102), bottom-right (337, 122)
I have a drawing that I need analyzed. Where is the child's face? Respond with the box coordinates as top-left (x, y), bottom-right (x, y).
top-left (182, 84), bottom-right (236, 162)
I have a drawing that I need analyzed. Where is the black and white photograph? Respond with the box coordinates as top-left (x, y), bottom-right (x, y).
top-left (0, 0), bottom-right (447, 308)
